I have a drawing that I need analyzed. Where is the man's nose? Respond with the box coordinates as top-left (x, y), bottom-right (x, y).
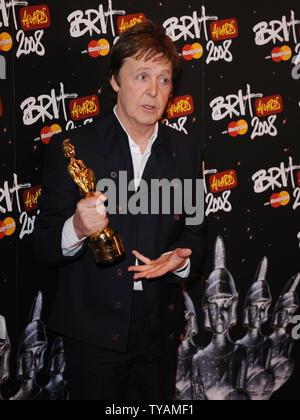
top-left (147, 79), bottom-right (158, 97)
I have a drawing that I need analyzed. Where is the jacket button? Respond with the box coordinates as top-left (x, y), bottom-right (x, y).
top-left (111, 171), bottom-right (118, 179)
top-left (169, 304), bottom-right (175, 312)
top-left (169, 333), bottom-right (175, 340)
top-left (117, 268), bottom-right (123, 277)
top-left (113, 334), bottom-right (120, 341)
top-left (115, 302), bottom-right (121, 310)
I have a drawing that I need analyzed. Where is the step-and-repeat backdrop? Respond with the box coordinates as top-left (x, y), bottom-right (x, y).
top-left (0, 0), bottom-right (299, 400)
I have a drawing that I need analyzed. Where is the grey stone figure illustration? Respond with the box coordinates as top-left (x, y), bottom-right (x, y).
top-left (43, 337), bottom-right (68, 400)
top-left (264, 273), bottom-right (300, 398)
top-left (10, 291), bottom-right (48, 400)
top-left (234, 257), bottom-right (275, 400)
top-left (191, 236), bottom-right (249, 400)
top-left (0, 240), bottom-right (297, 401)
top-left (176, 285), bottom-right (199, 400)
top-left (0, 315), bottom-right (10, 400)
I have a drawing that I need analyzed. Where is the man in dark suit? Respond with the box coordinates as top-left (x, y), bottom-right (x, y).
top-left (34, 20), bottom-right (207, 400)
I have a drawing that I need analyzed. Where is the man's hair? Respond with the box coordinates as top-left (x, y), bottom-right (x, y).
top-left (108, 20), bottom-right (181, 103)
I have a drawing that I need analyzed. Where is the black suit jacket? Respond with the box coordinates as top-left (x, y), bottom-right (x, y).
top-left (34, 112), bottom-right (207, 361)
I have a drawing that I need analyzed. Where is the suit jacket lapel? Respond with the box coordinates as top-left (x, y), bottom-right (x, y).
top-left (141, 124), bottom-right (177, 188)
top-left (95, 113), bottom-right (135, 195)
top-left (95, 113), bottom-right (177, 193)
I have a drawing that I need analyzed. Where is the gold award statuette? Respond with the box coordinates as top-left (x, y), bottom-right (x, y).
top-left (62, 139), bottom-right (125, 265)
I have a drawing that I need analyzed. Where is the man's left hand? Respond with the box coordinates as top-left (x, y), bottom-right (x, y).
top-left (128, 248), bottom-right (192, 280)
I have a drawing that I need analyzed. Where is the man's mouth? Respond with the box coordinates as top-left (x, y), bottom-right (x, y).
top-left (142, 105), bottom-right (156, 111)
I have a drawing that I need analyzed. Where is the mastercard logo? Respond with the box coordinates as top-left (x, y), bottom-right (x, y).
top-left (227, 120), bottom-right (248, 137)
top-left (271, 46), bottom-right (292, 62)
top-left (0, 32), bottom-right (13, 52)
top-left (0, 217), bottom-right (16, 239)
top-left (182, 43), bottom-right (203, 61)
top-left (265, 191), bottom-right (291, 208)
top-left (88, 39), bottom-right (110, 58)
top-left (40, 124), bottom-right (62, 145)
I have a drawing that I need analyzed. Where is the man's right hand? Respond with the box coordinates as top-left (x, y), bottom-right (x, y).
top-left (73, 191), bottom-right (109, 240)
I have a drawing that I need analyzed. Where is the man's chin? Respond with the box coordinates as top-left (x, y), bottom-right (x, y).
top-left (137, 116), bottom-right (160, 126)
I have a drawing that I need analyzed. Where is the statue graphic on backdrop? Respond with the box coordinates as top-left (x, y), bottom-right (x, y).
top-left (264, 274), bottom-right (300, 398)
top-left (176, 285), bottom-right (199, 400)
top-left (191, 237), bottom-right (249, 400)
top-left (234, 257), bottom-right (275, 400)
top-left (44, 337), bottom-right (68, 401)
top-left (10, 292), bottom-right (48, 401)
top-left (0, 238), bottom-right (297, 401)
top-left (0, 316), bottom-right (10, 400)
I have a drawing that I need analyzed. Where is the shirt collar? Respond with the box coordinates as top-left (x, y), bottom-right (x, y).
top-left (113, 106), bottom-right (158, 154)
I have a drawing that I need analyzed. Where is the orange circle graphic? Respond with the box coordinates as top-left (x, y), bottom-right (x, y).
top-left (3, 217), bottom-right (16, 236)
top-left (279, 191), bottom-right (290, 206)
top-left (191, 43), bottom-right (203, 60)
top-left (237, 120), bottom-right (248, 136)
top-left (281, 45), bottom-right (292, 62)
top-left (98, 39), bottom-right (110, 57)
top-left (0, 32), bottom-right (13, 52)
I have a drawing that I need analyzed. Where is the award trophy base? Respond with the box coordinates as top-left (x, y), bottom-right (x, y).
top-left (88, 227), bottom-right (125, 265)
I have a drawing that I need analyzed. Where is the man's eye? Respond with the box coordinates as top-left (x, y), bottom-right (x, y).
top-left (138, 74), bottom-right (147, 81)
top-left (161, 78), bottom-right (170, 84)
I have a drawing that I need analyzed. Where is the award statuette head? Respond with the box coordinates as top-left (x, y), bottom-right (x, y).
top-left (62, 139), bottom-right (125, 265)
top-left (62, 139), bottom-right (96, 197)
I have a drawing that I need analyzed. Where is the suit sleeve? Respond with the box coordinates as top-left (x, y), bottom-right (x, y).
top-left (33, 133), bottom-right (88, 268)
top-left (166, 145), bottom-right (207, 284)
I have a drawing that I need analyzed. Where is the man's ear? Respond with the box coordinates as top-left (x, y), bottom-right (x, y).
top-left (110, 75), bottom-right (120, 93)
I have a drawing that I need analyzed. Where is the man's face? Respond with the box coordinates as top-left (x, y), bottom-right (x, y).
top-left (110, 54), bottom-right (173, 130)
